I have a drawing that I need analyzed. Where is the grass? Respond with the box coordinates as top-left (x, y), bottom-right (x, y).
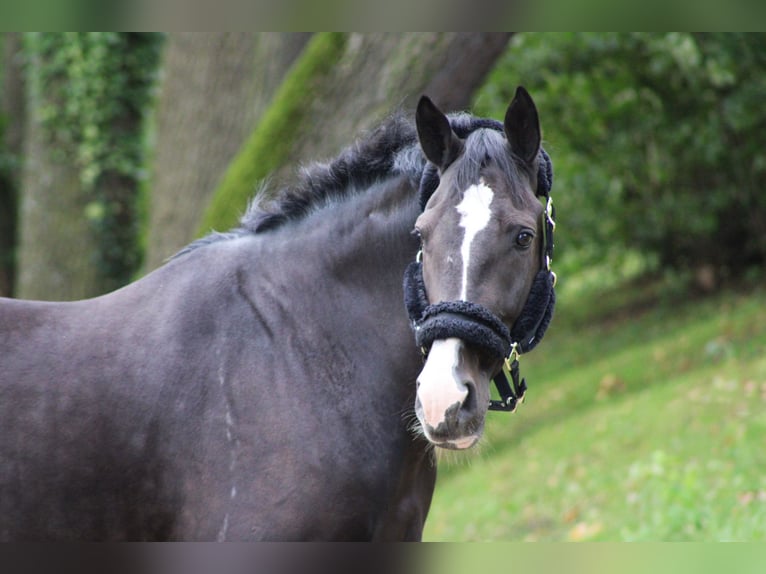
top-left (423, 273), bottom-right (766, 541)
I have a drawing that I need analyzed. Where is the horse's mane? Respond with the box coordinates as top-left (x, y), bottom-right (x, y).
top-left (240, 110), bottom-right (536, 235)
top-left (174, 109), bottom-right (531, 259)
top-left (241, 113), bottom-right (423, 234)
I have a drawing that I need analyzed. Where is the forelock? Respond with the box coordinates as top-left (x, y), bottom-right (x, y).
top-left (454, 129), bottom-right (532, 207)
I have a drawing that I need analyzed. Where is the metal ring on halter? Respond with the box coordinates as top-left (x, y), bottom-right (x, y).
top-left (503, 342), bottom-right (520, 374)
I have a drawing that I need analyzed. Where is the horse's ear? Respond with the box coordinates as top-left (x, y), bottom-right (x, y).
top-left (416, 95), bottom-right (463, 170)
top-left (504, 86), bottom-right (541, 165)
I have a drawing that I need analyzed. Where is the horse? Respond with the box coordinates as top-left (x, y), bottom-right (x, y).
top-left (0, 86), bottom-right (555, 541)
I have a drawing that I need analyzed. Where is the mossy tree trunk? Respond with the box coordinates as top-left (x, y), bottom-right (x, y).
top-left (200, 32), bottom-right (512, 233)
top-left (144, 32), bottom-right (311, 270)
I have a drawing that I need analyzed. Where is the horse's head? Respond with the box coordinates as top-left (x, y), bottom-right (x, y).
top-left (407, 86), bottom-right (554, 450)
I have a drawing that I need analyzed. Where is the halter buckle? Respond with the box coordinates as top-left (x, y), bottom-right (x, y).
top-left (489, 343), bottom-right (527, 412)
top-left (545, 196), bottom-right (556, 230)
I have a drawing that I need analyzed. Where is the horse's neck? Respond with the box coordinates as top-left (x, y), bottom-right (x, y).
top-left (336, 178), bottom-right (421, 276)
top-left (284, 175), bottom-right (421, 288)
top-left (264, 174), bottom-right (424, 383)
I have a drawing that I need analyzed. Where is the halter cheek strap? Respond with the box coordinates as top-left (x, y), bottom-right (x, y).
top-left (404, 144), bottom-right (556, 413)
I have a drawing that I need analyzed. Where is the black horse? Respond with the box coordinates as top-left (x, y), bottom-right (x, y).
top-left (0, 87), bottom-right (555, 540)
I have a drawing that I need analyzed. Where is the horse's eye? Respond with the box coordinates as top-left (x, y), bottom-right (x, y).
top-left (516, 231), bottom-right (534, 248)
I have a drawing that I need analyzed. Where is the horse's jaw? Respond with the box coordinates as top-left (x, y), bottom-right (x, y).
top-left (414, 338), bottom-right (489, 450)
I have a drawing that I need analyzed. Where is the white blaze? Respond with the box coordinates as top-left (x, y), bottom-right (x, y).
top-left (416, 338), bottom-right (467, 428)
top-left (456, 179), bottom-right (494, 300)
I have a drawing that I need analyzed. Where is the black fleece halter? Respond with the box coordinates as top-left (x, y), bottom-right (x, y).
top-left (403, 122), bottom-right (556, 413)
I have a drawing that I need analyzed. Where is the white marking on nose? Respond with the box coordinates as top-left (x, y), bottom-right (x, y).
top-left (417, 338), bottom-right (467, 427)
top-left (456, 179), bottom-right (494, 300)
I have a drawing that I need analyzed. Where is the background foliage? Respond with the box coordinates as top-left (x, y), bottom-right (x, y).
top-left (476, 33), bottom-right (766, 286)
top-left (26, 33), bottom-right (162, 190)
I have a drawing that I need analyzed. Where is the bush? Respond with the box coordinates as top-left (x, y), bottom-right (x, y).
top-left (476, 33), bottom-right (766, 283)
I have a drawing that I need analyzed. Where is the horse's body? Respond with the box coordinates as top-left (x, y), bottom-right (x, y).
top-left (0, 88), bottom-right (553, 540)
top-left (1, 177), bottom-right (429, 540)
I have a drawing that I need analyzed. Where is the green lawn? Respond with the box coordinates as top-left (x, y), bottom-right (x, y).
top-left (424, 277), bottom-right (766, 541)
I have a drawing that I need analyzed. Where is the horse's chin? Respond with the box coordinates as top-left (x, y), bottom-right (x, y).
top-left (431, 434), bottom-right (481, 450)
top-left (418, 423), bottom-right (483, 450)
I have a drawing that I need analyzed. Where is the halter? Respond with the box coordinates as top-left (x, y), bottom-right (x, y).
top-left (403, 124), bottom-right (556, 413)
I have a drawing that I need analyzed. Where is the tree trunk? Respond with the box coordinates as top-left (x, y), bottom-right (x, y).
top-left (16, 97), bottom-right (101, 300)
top-left (281, 32), bottom-right (512, 183)
top-left (0, 33), bottom-right (25, 297)
top-left (16, 39), bottom-right (101, 300)
top-left (16, 33), bottom-right (161, 301)
top-left (144, 32), bottom-right (311, 270)
top-left (201, 33), bottom-right (512, 233)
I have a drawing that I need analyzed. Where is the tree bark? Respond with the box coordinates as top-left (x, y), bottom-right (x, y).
top-left (144, 33), bottom-right (311, 270)
top-left (16, 94), bottom-right (101, 300)
top-left (280, 32), bottom-right (513, 184)
top-left (201, 33), bottom-right (512, 233)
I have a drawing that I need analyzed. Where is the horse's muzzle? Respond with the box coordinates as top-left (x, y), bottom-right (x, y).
top-left (415, 338), bottom-right (488, 449)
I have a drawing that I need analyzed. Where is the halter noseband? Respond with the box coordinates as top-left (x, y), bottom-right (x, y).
top-left (403, 122), bottom-right (556, 413)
